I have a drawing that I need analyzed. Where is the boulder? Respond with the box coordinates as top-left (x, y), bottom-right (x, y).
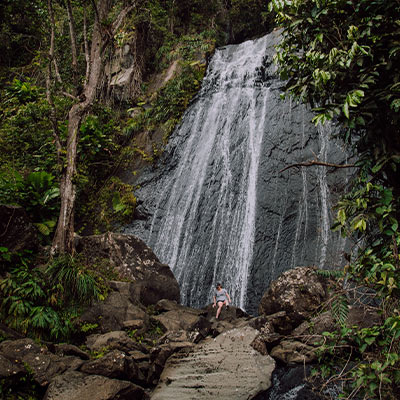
top-left (209, 319), bottom-right (234, 337)
top-left (347, 305), bottom-right (381, 329)
top-left (52, 343), bottom-right (90, 360)
top-left (0, 338), bottom-right (82, 386)
top-left (0, 205), bottom-right (39, 253)
top-left (79, 349), bottom-right (147, 385)
top-left (80, 350), bottom-right (131, 379)
top-left (43, 370), bottom-right (148, 400)
top-left (80, 290), bottom-right (148, 333)
top-left (204, 303), bottom-right (248, 322)
top-left (76, 232), bottom-right (180, 305)
top-left (148, 340), bottom-right (194, 385)
top-left (292, 305), bottom-right (381, 347)
top-left (151, 326), bottom-right (275, 399)
top-left (86, 331), bottom-right (148, 354)
top-left (251, 321), bottom-right (282, 355)
top-left (259, 267), bottom-right (328, 333)
top-left (0, 354), bottom-right (25, 378)
top-left (292, 311), bottom-right (335, 346)
top-left (270, 340), bottom-right (317, 365)
top-left (257, 365), bottom-right (323, 400)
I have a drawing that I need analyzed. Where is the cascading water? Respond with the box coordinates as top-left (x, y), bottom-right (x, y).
top-left (125, 30), bottom-right (353, 313)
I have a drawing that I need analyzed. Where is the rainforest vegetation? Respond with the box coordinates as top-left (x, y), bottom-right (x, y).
top-left (270, 0), bottom-right (400, 397)
top-left (0, 0), bottom-right (270, 366)
top-left (1, 0), bottom-right (400, 398)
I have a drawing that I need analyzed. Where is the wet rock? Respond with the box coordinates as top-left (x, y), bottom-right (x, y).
top-left (151, 326), bottom-right (275, 399)
top-left (43, 370), bottom-right (148, 400)
top-left (76, 232), bottom-right (180, 305)
top-left (0, 205), bottom-right (39, 253)
top-left (259, 267), bottom-right (328, 333)
top-left (255, 365), bottom-right (323, 400)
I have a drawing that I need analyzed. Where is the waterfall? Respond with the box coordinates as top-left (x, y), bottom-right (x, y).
top-left (125, 30), bottom-right (352, 313)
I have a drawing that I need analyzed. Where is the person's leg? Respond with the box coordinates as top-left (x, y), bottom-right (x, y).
top-left (224, 300), bottom-right (229, 309)
top-left (216, 301), bottom-right (223, 318)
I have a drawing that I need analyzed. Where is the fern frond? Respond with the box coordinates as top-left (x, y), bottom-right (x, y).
top-left (331, 295), bottom-right (349, 326)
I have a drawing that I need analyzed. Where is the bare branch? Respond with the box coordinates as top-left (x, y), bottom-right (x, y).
top-left (46, 0), bottom-right (62, 164)
top-left (65, 0), bottom-right (79, 88)
top-left (48, 0), bottom-right (63, 84)
top-left (111, 4), bottom-right (135, 36)
top-left (280, 159), bottom-right (357, 173)
top-left (83, 6), bottom-right (91, 85)
top-left (62, 91), bottom-right (79, 101)
top-left (90, 0), bottom-right (100, 26)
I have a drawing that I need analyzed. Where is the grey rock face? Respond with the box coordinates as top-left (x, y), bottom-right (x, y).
top-left (151, 326), bottom-right (275, 400)
top-left (123, 30), bottom-right (352, 314)
top-left (76, 232), bottom-right (180, 305)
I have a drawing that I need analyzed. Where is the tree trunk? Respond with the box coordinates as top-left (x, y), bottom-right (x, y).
top-left (52, 104), bottom-right (82, 254)
top-left (51, 0), bottom-right (134, 255)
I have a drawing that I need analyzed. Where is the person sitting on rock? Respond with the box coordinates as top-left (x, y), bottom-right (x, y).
top-left (212, 283), bottom-right (231, 319)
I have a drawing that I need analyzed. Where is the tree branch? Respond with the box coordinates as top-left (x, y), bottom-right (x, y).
top-left (280, 159), bottom-right (357, 173)
top-left (111, 4), bottom-right (135, 36)
top-left (65, 0), bottom-right (79, 89)
top-left (46, 0), bottom-right (62, 164)
top-left (83, 6), bottom-right (91, 85)
top-left (90, 0), bottom-right (100, 26)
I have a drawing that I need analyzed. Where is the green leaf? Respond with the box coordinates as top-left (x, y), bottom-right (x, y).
top-left (343, 101), bottom-right (349, 118)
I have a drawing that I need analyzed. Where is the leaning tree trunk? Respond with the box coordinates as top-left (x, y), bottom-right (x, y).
top-left (51, 104), bottom-right (83, 254)
top-left (51, 0), bottom-right (134, 255)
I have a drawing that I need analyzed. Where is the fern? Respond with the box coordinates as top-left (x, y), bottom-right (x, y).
top-left (331, 295), bottom-right (349, 326)
top-left (46, 255), bottom-right (100, 304)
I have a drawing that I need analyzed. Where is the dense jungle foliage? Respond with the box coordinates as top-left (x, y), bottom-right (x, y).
top-left (0, 0), bottom-right (271, 346)
top-left (270, 0), bottom-right (400, 398)
top-left (1, 0), bottom-right (400, 398)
